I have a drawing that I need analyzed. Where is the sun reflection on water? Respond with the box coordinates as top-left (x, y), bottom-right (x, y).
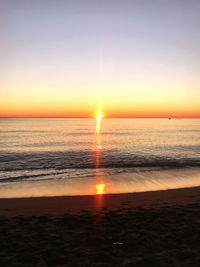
top-left (95, 108), bottom-right (106, 199)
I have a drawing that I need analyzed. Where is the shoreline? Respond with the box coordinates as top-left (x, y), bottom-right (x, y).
top-left (1, 185), bottom-right (200, 217)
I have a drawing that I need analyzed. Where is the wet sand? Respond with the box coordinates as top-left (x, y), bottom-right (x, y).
top-left (0, 186), bottom-right (200, 266)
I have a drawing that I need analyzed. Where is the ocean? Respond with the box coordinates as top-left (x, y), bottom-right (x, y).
top-left (0, 118), bottom-right (200, 198)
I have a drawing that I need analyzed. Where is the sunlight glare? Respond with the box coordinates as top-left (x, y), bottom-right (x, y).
top-left (95, 108), bottom-right (104, 133)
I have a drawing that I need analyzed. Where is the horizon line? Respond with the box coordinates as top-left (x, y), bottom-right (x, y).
top-left (0, 116), bottom-right (200, 119)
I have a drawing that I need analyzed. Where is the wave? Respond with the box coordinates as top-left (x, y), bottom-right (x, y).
top-left (0, 150), bottom-right (199, 172)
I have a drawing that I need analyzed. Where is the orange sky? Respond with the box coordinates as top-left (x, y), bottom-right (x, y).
top-left (1, 83), bottom-right (200, 117)
top-left (1, 100), bottom-right (200, 118)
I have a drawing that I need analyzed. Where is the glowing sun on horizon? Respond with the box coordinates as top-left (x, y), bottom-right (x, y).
top-left (95, 108), bottom-right (104, 133)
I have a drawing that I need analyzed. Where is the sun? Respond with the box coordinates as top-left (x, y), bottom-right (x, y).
top-left (95, 108), bottom-right (104, 133)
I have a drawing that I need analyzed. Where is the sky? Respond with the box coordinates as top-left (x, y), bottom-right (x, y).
top-left (1, 0), bottom-right (200, 118)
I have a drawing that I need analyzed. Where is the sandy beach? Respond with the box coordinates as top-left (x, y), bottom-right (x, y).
top-left (0, 186), bottom-right (200, 266)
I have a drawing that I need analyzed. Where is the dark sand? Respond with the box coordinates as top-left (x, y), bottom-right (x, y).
top-left (0, 187), bottom-right (200, 266)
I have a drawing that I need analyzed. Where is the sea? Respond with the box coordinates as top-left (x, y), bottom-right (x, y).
top-left (0, 118), bottom-right (200, 198)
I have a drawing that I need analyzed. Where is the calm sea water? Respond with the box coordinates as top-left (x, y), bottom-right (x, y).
top-left (0, 118), bottom-right (200, 197)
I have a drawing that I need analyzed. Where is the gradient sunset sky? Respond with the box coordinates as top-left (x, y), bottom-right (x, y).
top-left (1, 0), bottom-right (200, 118)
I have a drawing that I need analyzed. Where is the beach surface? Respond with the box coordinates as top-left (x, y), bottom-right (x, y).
top-left (0, 186), bottom-right (200, 266)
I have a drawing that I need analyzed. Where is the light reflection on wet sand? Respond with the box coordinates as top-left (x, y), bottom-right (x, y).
top-left (0, 167), bottom-right (200, 198)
